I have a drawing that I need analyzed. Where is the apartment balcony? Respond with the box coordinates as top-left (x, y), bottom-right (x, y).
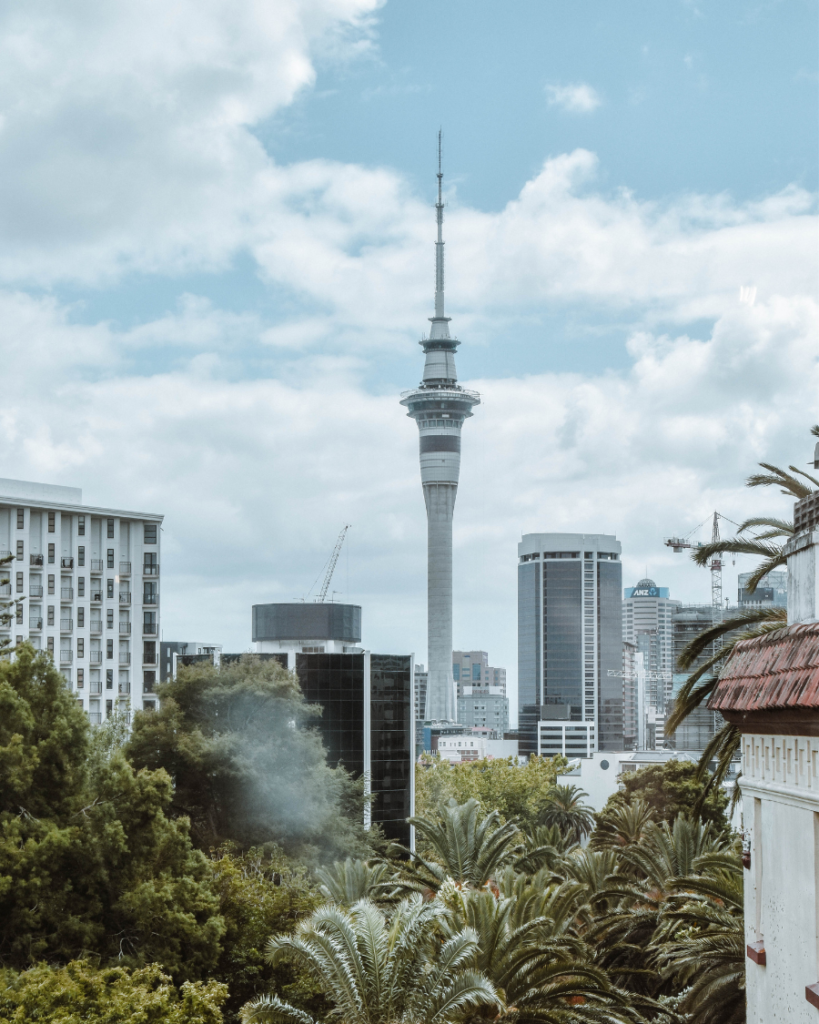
top-left (119, 653), bottom-right (131, 665)
top-left (142, 623), bottom-right (158, 636)
top-left (0, 549), bottom-right (10, 561)
top-left (90, 590), bottom-right (103, 603)
top-left (142, 653), bottom-right (157, 666)
top-left (143, 564), bottom-right (160, 576)
top-left (60, 650), bottom-right (72, 664)
top-left (60, 619), bottom-right (73, 633)
top-left (90, 560), bottom-right (103, 574)
top-left (119, 622), bottom-right (131, 635)
top-left (119, 562), bottom-right (131, 575)
top-left (116, 710), bottom-right (131, 725)
top-left (61, 588), bottom-right (73, 601)
top-left (29, 617), bottom-right (42, 630)
top-left (61, 556), bottom-right (74, 569)
top-left (29, 554), bottom-right (43, 567)
top-left (0, 584), bottom-right (10, 597)
top-left (89, 651), bottom-right (102, 665)
top-left (87, 711), bottom-right (102, 724)
top-left (29, 584), bottom-right (43, 597)
top-left (89, 681), bottom-right (102, 695)
top-left (119, 593), bottom-right (131, 605)
top-left (143, 594), bottom-right (157, 605)
top-left (90, 619), bottom-right (102, 634)
top-left (118, 681), bottom-right (131, 695)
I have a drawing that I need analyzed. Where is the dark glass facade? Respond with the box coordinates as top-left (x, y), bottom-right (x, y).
top-left (296, 652), bottom-right (412, 848)
top-left (597, 560), bottom-right (623, 749)
top-left (517, 562), bottom-right (540, 707)
top-left (253, 603), bottom-right (361, 644)
top-left (544, 560), bottom-right (582, 717)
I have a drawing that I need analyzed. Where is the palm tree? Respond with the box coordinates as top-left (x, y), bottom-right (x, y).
top-left (241, 896), bottom-right (500, 1024)
top-left (539, 785), bottom-right (596, 844)
top-left (590, 800), bottom-right (654, 853)
top-left (514, 823), bottom-right (579, 875)
top-left (394, 799), bottom-right (523, 894)
top-left (654, 861), bottom-right (745, 1024)
top-left (315, 857), bottom-right (397, 906)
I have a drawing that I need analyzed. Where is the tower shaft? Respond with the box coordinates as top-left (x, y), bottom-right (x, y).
top-left (424, 483), bottom-right (457, 721)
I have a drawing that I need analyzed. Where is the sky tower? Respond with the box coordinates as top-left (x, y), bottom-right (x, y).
top-left (400, 134), bottom-right (480, 722)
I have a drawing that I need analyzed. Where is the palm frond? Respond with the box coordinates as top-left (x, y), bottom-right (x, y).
top-left (690, 537), bottom-right (783, 568)
top-left (747, 461), bottom-right (815, 498)
top-left (737, 516), bottom-right (794, 536)
top-left (675, 607), bottom-right (785, 670)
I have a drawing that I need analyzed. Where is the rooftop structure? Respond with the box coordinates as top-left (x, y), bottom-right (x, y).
top-left (399, 135), bottom-right (480, 723)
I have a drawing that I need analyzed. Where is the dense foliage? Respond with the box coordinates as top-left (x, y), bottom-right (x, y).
top-left (126, 657), bottom-right (377, 861)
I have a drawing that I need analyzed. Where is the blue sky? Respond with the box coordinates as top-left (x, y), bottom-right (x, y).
top-left (0, 0), bottom-right (816, 714)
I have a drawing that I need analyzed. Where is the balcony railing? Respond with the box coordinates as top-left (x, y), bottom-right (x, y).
top-left (89, 651), bottom-right (102, 664)
top-left (29, 585), bottom-right (43, 597)
top-left (60, 619), bottom-right (73, 632)
top-left (61, 556), bottom-right (74, 569)
top-left (119, 562), bottom-right (131, 575)
top-left (143, 564), bottom-right (159, 576)
top-left (119, 653), bottom-right (131, 665)
top-left (119, 622), bottom-right (131, 635)
top-left (90, 619), bottom-right (102, 633)
top-left (0, 550), bottom-right (10, 561)
top-left (119, 592), bottom-right (131, 605)
top-left (143, 594), bottom-right (157, 605)
top-left (90, 559), bottom-right (103, 573)
top-left (29, 554), bottom-right (43, 566)
top-left (89, 681), bottom-right (102, 695)
top-left (142, 623), bottom-right (158, 635)
top-left (118, 682), bottom-right (131, 695)
top-left (0, 584), bottom-right (10, 597)
top-left (87, 711), bottom-right (102, 724)
top-left (61, 588), bottom-right (73, 600)
top-left (90, 590), bottom-right (103, 602)
top-left (142, 653), bottom-right (157, 666)
top-left (29, 617), bottom-right (42, 630)
top-left (59, 650), bottom-right (72, 663)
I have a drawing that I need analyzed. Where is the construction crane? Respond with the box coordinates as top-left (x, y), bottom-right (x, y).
top-left (315, 525), bottom-right (351, 603)
top-left (665, 512), bottom-right (725, 622)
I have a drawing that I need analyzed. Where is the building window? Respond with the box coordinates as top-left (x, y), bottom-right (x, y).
top-left (47, 636), bottom-right (54, 653)
top-left (106, 669), bottom-right (113, 688)
top-left (15, 572), bottom-right (23, 594)
top-left (143, 612), bottom-right (157, 635)
top-left (107, 639), bottom-right (113, 659)
top-left (15, 604), bottom-right (23, 624)
top-left (47, 543), bottom-right (55, 564)
top-left (16, 509), bottom-right (24, 529)
top-left (144, 524), bottom-right (157, 545)
top-left (16, 541), bottom-right (23, 561)
top-left (107, 609), bottom-right (114, 628)
top-left (48, 575), bottom-right (55, 595)
top-left (144, 552), bottom-right (158, 574)
top-left (78, 546), bottom-right (85, 567)
top-left (77, 668), bottom-right (84, 688)
top-left (77, 638), bottom-right (85, 658)
top-left (452, 663), bottom-right (460, 680)
top-left (472, 664), bottom-right (481, 681)
top-left (47, 605), bottom-right (55, 626)
top-left (104, 518), bottom-right (114, 539)
top-left (143, 581), bottom-right (157, 605)
top-left (77, 607), bottom-right (84, 628)
top-left (48, 512), bottom-right (55, 533)
top-left (143, 640), bottom-right (156, 664)
top-left (78, 516), bottom-right (85, 537)
top-left (144, 670), bottom-right (156, 693)
top-left (107, 579), bottom-right (114, 599)
top-left (77, 577), bottom-right (85, 598)
top-left (106, 549), bottom-right (114, 569)
top-left (106, 699), bottom-right (113, 718)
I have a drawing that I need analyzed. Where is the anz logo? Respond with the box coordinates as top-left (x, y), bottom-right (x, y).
top-left (632, 588), bottom-right (659, 597)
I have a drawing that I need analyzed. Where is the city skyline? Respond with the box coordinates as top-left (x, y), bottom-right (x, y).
top-left (0, 2), bottom-right (814, 723)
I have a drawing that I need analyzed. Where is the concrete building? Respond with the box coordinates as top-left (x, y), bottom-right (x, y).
top-left (622, 579), bottom-right (680, 724)
top-left (457, 687), bottom-right (509, 735)
top-left (399, 140), bottom-right (480, 723)
top-left (437, 734), bottom-right (519, 763)
top-left (252, 602), bottom-right (413, 846)
top-left (518, 532), bottom-right (623, 757)
top-left (452, 650), bottom-right (506, 698)
top-left (159, 641), bottom-right (222, 682)
top-left (0, 477), bottom-right (162, 721)
top-left (622, 640), bottom-right (638, 750)
top-left (708, 486), bottom-right (819, 1022)
top-left (670, 605), bottom-right (727, 751)
top-left (737, 569), bottom-right (788, 609)
top-left (413, 663), bottom-right (428, 722)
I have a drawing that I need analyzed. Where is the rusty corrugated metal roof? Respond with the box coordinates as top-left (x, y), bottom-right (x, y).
top-left (709, 623), bottom-right (819, 712)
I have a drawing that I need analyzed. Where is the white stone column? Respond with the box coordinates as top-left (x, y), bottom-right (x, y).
top-left (423, 482), bottom-right (457, 721)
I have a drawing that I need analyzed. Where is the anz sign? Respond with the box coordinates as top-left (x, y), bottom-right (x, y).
top-left (631, 587), bottom-right (659, 597)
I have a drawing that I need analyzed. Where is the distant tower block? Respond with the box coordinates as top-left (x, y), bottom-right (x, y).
top-left (400, 134), bottom-right (480, 722)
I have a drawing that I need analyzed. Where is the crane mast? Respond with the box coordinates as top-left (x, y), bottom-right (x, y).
top-left (316, 525), bottom-right (351, 603)
top-left (665, 511), bottom-right (724, 623)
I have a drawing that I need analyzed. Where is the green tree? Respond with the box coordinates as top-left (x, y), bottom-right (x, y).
top-left (126, 656), bottom-right (375, 861)
top-left (241, 897), bottom-right (500, 1024)
top-left (0, 961), bottom-right (226, 1024)
top-left (0, 645), bottom-right (223, 977)
top-left (539, 784), bottom-right (596, 844)
top-left (595, 760), bottom-right (729, 837)
top-left (414, 754), bottom-right (568, 833)
top-left (207, 846), bottom-right (329, 1024)
top-left (315, 857), bottom-right (397, 906)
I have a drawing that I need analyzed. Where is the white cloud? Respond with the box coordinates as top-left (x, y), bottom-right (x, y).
top-left (545, 82), bottom-right (602, 113)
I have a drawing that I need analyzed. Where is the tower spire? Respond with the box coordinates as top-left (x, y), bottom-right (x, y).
top-left (435, 130), bottom-right (445, 320)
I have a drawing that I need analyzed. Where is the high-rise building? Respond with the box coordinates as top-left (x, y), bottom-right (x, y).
top-left (670, 605), bottom-right (727, 750)
top-left (622, 640), bottom-right (638, 750)
top-left (452, 650), bottom-right (506, 698)
top-left (0, 478), bottom-right (162, 721)
top-left (413, 663), bottom-right (428, 723)
top-left (159, 641), bottom-right (222, 681)
top-left (518, 533), bottom-right (623, 757)
top-left (399, 139), bottom-right (480, 723)
top-left (252, 602), bottom-right (413, 846)
top-left (737, 570), bottom-right (787, 609)
top-left (622, 579), bottom-right (681, 740)
top-left (457, 688), bottom-right (509, 735)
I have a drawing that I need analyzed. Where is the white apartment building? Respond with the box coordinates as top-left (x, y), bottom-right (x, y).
top-left (0, 478), bottom-right (162, 722)
top-left (622, 579), bottom-right (680, 716)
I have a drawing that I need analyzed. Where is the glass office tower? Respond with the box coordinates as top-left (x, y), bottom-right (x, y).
top-left (518, 533), bottom-right (623, 757)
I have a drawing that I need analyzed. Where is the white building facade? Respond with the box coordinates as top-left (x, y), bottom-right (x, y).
top-left (0, 478), bottom-right (162, 721)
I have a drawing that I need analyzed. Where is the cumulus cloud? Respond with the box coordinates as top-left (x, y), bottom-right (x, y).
top-left (545, 82), bottom-right (602, 113)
